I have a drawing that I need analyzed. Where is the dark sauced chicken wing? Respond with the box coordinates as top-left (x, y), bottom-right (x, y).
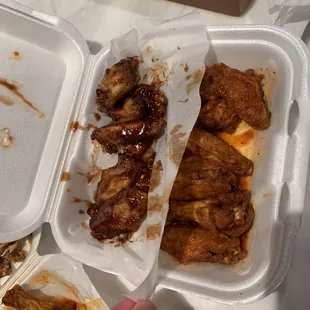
top-left (161, 225), bottom-right (246, 265)
top-left (3, 285), bottom-right (78, 310)
top-left (187, 129), bottom-right (253, 177)
top-left (111, 85), bottom-right (168, 124)
top-left (198, 97), bottom-right (240, 133)
top-left (91, 119), bottom-right (165, 153)
top-left (96, 57), bottom-right (140, 111)
top-left (202, 63), bottom-right (270, 130)
top-left (90, 188), bottom-right (148, 240)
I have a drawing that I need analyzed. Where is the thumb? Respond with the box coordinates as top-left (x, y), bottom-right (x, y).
top-left (132, 300), bottom-right (157, 310)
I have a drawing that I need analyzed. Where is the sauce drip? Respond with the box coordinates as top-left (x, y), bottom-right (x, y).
top-left (0, 78), bottom-right (44, 118)
top-left (70, 121), bottom-right (97, 132)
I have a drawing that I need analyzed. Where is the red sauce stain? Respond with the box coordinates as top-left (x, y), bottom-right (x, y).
top-left (71, 197), bottom-right (92, 206)
top-left (145, 46), bottom-right (151, 52)
top-left (13, 51), bottom-right (19, 57)
top-left (70, 121), bottom-right (97, 132)
top-left (149, 160), bottom-right (163, 192)
top-left (184, 64), bottom-right (189, 72)
top-left (0, 78), bottom-right (44, 118)
top-left (93, 112), bottom-right (101, 121)
top-left (79, 209), bottom-right (85, 215)
top-left (60, 171), bottom-right (71, 182)
top-left (66, 188), bottom-right (71, 193)
top-left (218, 128), bottom-right (255, 149)
top-left (263, 193), bottom-right (270, 199)
top-left (0, 95), bottom-right (14, 106)
top-left (77, 220), bottom-right (89, 230)
top-left (10, 50), bottom-right (22, 61)
top-left (186, 69), bottom-right (203, 94)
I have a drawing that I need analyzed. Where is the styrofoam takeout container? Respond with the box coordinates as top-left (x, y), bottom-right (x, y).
top-left (1, 0), bottom-right (310, 304)
top-left (0, 228), bottom-right (41, 291)
top-left (0, 253), bottom-right (107, 309)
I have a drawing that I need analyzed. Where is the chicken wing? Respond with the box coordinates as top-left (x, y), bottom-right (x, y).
top-left (96, 57), bottom-right (140, 111)
top-left (187, 129), bottom-right (253, 176)
top-left (203, 63), bottom-right (270, 130)
top-left (3, 285), bottom-right (77, 310)
top-left (199, 97), bottom-right (240, 133)
top-left (161, 225), bottom-right (246, 264)
top-left (167, 200), bottom-right (220, 235)
top-left (91, 119), bottom-right (165, 153)
top-left (90, 188), bottom-right (148, 240)
top-left (118, 140), bottom-right (153, 159)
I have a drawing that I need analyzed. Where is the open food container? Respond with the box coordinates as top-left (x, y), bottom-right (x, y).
top-left (1, 0), bottom-right (310, 305)
top-left (0, 253), bottom-right (107, 309)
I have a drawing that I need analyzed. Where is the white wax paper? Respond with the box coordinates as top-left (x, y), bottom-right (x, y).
top-left (269, 0), bottom-right (310, 37)
top-left (87, 12), bottom-right (209, 297)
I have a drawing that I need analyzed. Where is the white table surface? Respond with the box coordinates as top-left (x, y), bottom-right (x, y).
top-left (14, 0), bottom-right (310, 309)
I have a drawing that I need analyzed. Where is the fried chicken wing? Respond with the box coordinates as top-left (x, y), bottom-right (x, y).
top-left (203, 63), bottom-right (270, 130)
top-left (177, 155), bottom-right (239, 189)
top-left (168, 200), bottom-right (220, 235)
top-left (118, 140), bottom-right (153, 159)
top-left (161, 225), bottom-right (246, 264)
top-left (187, 129), bottom-right (253, 176)
top-left (90, 188), bottom-right (148, 240)
top-left (112, 95), bottom-right (147, 124)
top-left (170, 179), bottom-right (231, 201)
top-left (199, 97), bottom-right (240, 133)
top-left (91, 119), bottom-right (165, 153)
top-left (3, 284), bottom-right (77, 310)
top-left (96, 57), bottom-right (139, 111)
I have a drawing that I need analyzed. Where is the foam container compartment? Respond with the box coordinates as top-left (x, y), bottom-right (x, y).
top-left (0, 228), bottom-right (41, 290)
top-left (0, 253), bottom-right (107, 309)
top-left (1, 0), bottom-right (310, 304)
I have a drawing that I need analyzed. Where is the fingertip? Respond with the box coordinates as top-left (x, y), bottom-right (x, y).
top-left (111, 298), bottom-right (137, 310)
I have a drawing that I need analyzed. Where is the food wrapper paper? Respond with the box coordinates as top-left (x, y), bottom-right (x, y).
top-left (0, 254), bottom-right (105, 309)
top-left (87, 12), bottom-right (209, 298)
top-left (269, 0), bottom-right (310, 37)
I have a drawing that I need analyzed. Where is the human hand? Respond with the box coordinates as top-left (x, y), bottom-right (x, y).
top-left (111, 298), bottom-right (157, 310)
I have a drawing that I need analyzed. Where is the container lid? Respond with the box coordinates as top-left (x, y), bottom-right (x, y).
top-left (0, 0), bottom-right (90, 242)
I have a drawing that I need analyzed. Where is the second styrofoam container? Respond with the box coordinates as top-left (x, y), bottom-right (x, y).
top-left (1, 0), bottom-right (310, 304)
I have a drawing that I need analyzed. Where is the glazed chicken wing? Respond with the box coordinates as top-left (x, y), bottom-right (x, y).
top-left (203, 63), bottom-right (270, 130)
top-left (91, 119), bottom-right (165, 153)
top-left (161, 225), bottom-right (246, 265)
top-left (199, 97), bottom-right (240, 133)
top-left (3, 284), bottom-right (77, 310)
top-left (96, 57), bottom-right (140, 111)
top-left (187, 129), bottom-right (253, 177)
top-left (90, 188), bottom-right (148, 240)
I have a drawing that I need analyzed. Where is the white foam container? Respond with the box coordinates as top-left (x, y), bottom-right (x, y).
top-left (0, 228), bottom-right (41, 290)
top-left (1, 0), bottom-right (310, 304)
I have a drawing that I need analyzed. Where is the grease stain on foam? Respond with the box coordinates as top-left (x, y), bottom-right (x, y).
top-left (10, 50), bottom-right (22, 61)
top-left (70, 121), bottom-right (97, 132)
top-left (146, 223), bottom-right (161, 240)
top-left (60, 171), bottom-right (71, 182)
top-left (169, 125), bottom-right (186, 167)
top-left (0, 128), bottom-right (14, 149)
top-left (0, 78), bottom-right (44, 118)
top-left (28, 270), bottom-right (80, 300)
top-left (77, 220), bottom-right (89, 230)
top-left (93, 112), bottom-right (101, 121)
top-left (149, 160), bottom-right (163, 192)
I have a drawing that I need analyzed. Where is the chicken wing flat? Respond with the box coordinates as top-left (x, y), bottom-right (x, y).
top-left (3, 284), bottom-right (77, 310)
top-left (118, 140), bottom-right (153, 159)
top-left (167, 200), bottom-right (220, 235)
top-left (187, 129), bottom-right (253, 176)
top-left (177, 155), bottom-right (239, 189)
top-left (96, 57), bottom-right (140, 111)
top-left (199, 97), bottom-right (240, 133)
top-left (91, 159), bottom-right (141, 207)
top-left (202, 63), bottom-right (270, 130)
top-left (90, 188), bottom-right (148, 240)
top-left (170, 179), bottom-right (231, 201)
top-left (91, 119), bottom-right (165, 153)
top-left (161, 225), bottom-right (246, 264)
